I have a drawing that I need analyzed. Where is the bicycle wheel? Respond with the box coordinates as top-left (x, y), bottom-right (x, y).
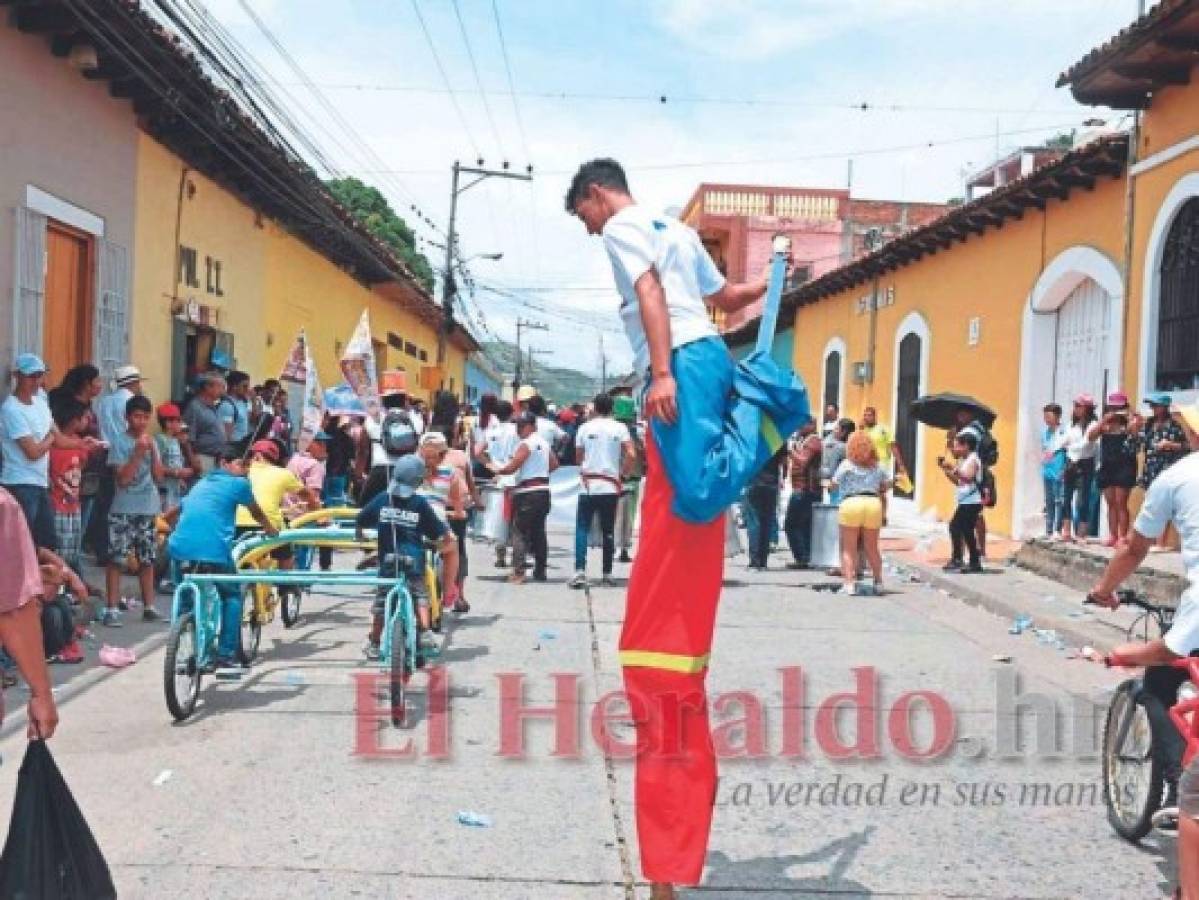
top-left (1126, 611), bottom-right (1167, 644)
top-left (238, 587), bottom-right (261, 665)
top-left (389, 615), bottom-right (407, 728)
top-left (1102, 680), bottom-right (1170, 841)
top-left (164, 612), bottom-right (202, 721)
top-left (280, 586), bottom-right (302, 628)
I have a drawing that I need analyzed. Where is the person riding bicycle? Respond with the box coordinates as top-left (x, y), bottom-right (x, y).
top-left (1089, 400), bottom-right (1199, 900)
top-left (234, 440), bottom-right (320, 576)
top-left (356, 455), bottom-right (458, 664)
top-left (165, 446), bottom-right (276, 671)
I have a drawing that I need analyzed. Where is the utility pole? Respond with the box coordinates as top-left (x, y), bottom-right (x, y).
top-left (513, 318), bottom-right (547, 392)
top-left (525, 347), bottom-right (551, 390)
top-left (438, 160), bottom-right (533, 374)
top-left (865, 227), bottom-right (885, 384)
top-left (599, 333), bottom-right (608, 393)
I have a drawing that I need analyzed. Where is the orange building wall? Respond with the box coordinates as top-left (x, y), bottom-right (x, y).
top-left (790, 173), bottom-right (1127, 533)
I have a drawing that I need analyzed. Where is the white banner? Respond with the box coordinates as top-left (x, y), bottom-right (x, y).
top-left (339, 309), bottom-right (381, 421)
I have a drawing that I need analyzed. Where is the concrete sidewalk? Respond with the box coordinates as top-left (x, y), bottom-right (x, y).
top-left (881, 515), bottom-right (1164, 655)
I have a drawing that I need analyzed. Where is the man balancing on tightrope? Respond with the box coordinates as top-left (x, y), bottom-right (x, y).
top-left (566, 158), bottom-right (810, 897)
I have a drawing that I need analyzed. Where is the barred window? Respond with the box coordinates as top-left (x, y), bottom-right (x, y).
top-left (1157, 197), bottom-right (1199, 391)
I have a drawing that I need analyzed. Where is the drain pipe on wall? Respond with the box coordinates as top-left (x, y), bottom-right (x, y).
top-left (1120, 0), bottom-right (1145, 394)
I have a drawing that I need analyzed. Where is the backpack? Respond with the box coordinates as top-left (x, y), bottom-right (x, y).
top-left (380, 409), bottom-right (418, 458)
top-left (980, 468), bottom-right (998, 508)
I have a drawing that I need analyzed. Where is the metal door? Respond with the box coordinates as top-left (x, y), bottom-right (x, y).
top-left (895, 332), bottom-right (921, 498)
top-left (1053, 278), bottom-right (1110, 407)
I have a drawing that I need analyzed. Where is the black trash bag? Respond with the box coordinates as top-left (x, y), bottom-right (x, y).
top-left (0, 739), bottom-right (116, 899)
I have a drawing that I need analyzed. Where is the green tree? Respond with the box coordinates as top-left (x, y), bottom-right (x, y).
top-left (325, 176), bottom-right (435, 291)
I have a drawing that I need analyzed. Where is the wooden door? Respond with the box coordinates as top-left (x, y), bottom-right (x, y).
top-left (42, 222), bottom-right (92, 377)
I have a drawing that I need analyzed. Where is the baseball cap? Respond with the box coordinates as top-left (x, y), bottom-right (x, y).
top-left (516, 385), bottom-right (538, 402)
top-left (312, 430), bottom-right (331, 442)
top-left (419, 431), bottom-right (448, 448)
top-left (1073, 393), bottom-right (1096, 407)
top-left (1176, 401), bottom-right (1199, 437)
top-left (156, 402), bottom-right (182, 419)
top-left (389, 454), bottom-right (426, 498)
top-left (114, 365), bottom-right (144, 388)
top-left (1106, 391), bottom-right (1129, 409)
top-left (14, 353), bottom-right (46, 376)
top-left (251, 439), bottom-right (281, 462)
top-left (1144, 391), bottom-right (1173, 407)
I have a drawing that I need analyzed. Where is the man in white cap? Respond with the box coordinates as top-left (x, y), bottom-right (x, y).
top-left (1, 353), bottom-right (98, 548)
top-left (90, 364), bottom-right (147, 562)
top-left (96, 364), bottom-right (145, 447)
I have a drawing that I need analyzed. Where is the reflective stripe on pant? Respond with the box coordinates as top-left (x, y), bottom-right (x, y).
top-left (620, 433), bottom-right (723, 885)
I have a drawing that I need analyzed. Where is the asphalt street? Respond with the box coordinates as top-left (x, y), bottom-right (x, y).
top-left (0, 525), bottom-right (1179, 899)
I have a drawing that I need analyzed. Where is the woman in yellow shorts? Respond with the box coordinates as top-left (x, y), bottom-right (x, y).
top-left (830, 431), bottom-right (891, 595)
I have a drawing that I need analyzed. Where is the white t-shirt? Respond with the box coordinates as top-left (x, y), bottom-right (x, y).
top-left (953, 452), bottom-right (983, 505)
top-left (1134, 452), bottom-right (1199, 655)
top-left (536, 417), bottom-right (564, 448)
top-left (602, 204), bottom-right (724, 375)
top-left (577, 417), bottom-right (631, 495)
top-left (96, 387), bottom-right (133, 446)
top-left (514, 434), bottom-right (551, 491)
top-left (0, 393), bottom-right (53, 487)
top-left (1065, 424), bottom-right (1098, 462)
top-left (485, 421), bottom-right (520, 488)
top-left (364, 417), bottom-right (389, 468)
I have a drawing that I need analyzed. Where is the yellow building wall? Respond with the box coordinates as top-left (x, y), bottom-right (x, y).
top-left (133, 131), bottom-right (459, 406)
top-left (1125, 77), bottom-right (1199, 399)
top-left (791, 175), bottom-right (1126, 534)
top-left (132, 132), bottom-right (267, 396)
top-left (261, 226), bottom-right (465, 403)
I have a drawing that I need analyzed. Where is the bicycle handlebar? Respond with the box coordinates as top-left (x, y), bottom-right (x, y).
top-left (1084, 589), bottom-right (1170, 615)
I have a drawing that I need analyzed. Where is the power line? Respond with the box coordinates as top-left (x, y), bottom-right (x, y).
top-left (229, 0), bottom-right (447, 240)
top-left (281, 81), bottom-right (1085, 117)
top-left (491, 0), bottom-right (531, 162)
top-left (409, 0), bottom-right (482, 160)
top-left (349, 121), bottom-right (1088, 177)
top-left (451, 0), bottom-right (506, 160)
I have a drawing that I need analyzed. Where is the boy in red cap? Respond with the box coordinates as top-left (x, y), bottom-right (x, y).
top-left (155, 402), bottom-right (197, 511)
top-left (235, 440), bottom-right (320, 574)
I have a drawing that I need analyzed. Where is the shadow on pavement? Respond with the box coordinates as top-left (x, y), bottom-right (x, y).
top-left (696, 826), bottom-right (876, 898)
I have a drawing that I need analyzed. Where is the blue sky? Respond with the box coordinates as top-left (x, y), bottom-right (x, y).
top-left (206, 0), bottom-right (1139, 376)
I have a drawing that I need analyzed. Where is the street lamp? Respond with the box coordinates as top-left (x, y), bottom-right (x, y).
top-left (464, 252), bottom-right (504, 263)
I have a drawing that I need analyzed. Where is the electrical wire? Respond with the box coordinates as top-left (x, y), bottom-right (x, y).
top-left (409, 0), bottom-right (482, 159)
top-left (451, 0), bottom-right (506, 160)
top-left (73, 0), bottom-right (425, 284)
top-left (228, 0), bottom-right (447, 241)
top-left (491, 0), bottom-right (531, 163)
top-left (351, 121), bottom-right (1086, 177)
top-left (282, 81), bottom-right (1085, 117)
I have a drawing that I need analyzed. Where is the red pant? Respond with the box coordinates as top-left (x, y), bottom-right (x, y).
top-left (620, 434), bottom-right (725, 884)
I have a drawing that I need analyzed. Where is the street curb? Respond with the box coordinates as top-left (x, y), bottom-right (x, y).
top-left (895, 559), bottom-right (1128, 654)
top-left (0, 628), bottom-right (170, 742)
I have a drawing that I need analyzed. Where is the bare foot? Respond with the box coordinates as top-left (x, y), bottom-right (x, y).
top-left (507, 573), bottom-right (527, 585)
top-left (650, 884), bottom-right (676, 900)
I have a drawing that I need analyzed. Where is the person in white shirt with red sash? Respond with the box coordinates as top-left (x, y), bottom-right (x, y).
top-left (571, 393), bottom-right (633, 589)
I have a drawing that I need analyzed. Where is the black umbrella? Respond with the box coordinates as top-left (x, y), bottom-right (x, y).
top-left (908, 392), bottom-right (996, 430)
